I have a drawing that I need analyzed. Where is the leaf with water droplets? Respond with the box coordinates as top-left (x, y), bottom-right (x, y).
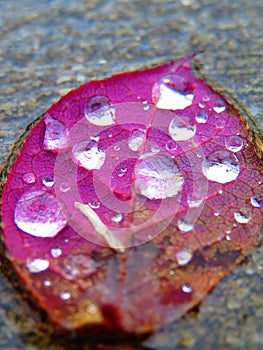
top-left (1, 55), bottom-right (263, 336)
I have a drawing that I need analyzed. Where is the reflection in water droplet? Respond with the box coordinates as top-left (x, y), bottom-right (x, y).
top-left (152, 74), bottom-right (194, 110)
top-left (128, 129), bottom-right (145, 152)
top-left (61, 254), bottom-right (98, 280)
top-left (112, 213), bottom-right (123, 223)
top-left (43, 115), bottom-right (69, 151)
top-left (89, 199), bottom-right (100, 209)
top-left (72, 141), bottom-right (105, 170)
top-left (234, 208), bottom-right (252, 224)
top-left (182, 283), bottom-right (193, 293)
top-left (202, 150), bottom-right (240, 184)
top-left (60, 292), bottom-right (71, 300)
top-left (27, 258), bottom-right (49, 273)
top-left (15, 191), bottom-right (67, 237)
top-left (177, 219), bottom-right (194, 232)
top-left (195, 110), bottom-right (208, 124)
top-left (84, 95), bottom-right (115, 126)
top-left (169, 116), bottom-right (196, 141)
top-left (176, 248), bottom-right (193, 266)
top-left (134, 154), bottom-right (184, 199)
top-left (42, 174), bottom-right (55, 187)
top-left (50, 247), bottom-right (62, 258)
top-left (22, 172), bottom-right (36, 184)
top-left (213, 98), bottom-right (226, 113)
top-left (250, 196), bottom-right (262, 208)
top-left (225, 135), bottom-right (244, 153)
top-left (60, 181), bottom-right (70, 192)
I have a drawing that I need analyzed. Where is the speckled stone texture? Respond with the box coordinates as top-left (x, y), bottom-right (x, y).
top-left (0, 0), bottom-right (262, 349)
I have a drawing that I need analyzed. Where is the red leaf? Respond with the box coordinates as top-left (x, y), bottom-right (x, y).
top-left (2, 56), bottom-right (263, 335)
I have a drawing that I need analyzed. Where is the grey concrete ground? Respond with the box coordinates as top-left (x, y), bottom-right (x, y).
top-left (0, 0), bottom-right (263, 349)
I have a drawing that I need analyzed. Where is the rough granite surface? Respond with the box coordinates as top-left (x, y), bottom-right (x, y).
top-left (0, 0), bottom-right (263, 349)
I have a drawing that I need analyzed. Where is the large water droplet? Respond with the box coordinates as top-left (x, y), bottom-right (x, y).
top-left (27, 258), bottom-right (49, 273)
top-left (213, 98), bottom-right (226, 113)
top-left (202, 150), bottom-right (240, 184)
top-left (225, 135), bottom-right (244, 153)
top-left (84, 95), bottom-right (115, 126)
top-left (43, 115), bottom-right (69, 151)
top-left (234, 208), bottom-right (252, 224)
top-left (177, 219), bottom-right (194, 232)
top-left (128, 129), bottom-right (145, 152)
top-left (169, 116), bottom-right (196, 141)
top-left (134, 154), bottom-right (184, 200)
top-left (42, 174), bottom-right (55, 187)
top-left (72, 141), bottom-right (105, 170)
top-left (15, 190), bottom-right (67, 237)
top-left (152, 74), bottom-right (194, 110)
top-left (61, 254), bottom-right (98, 280)
top-left (176, 248), bottom-right (193, 266)
top-left (22, 172), bottom-right (36, 185)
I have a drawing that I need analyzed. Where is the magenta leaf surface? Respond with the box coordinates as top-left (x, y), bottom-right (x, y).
top-left (2, 56), bottom-right (263, 334)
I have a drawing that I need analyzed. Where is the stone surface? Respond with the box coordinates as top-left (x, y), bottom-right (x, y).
top-left (0, 0), bottom-right (263, 349)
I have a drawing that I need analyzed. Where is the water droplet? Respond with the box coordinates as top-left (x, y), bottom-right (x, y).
top-left (114, 145), bottom-right (120, 151)
top-left (128, 129), bottom-right (145, 152)
top-left (22, 172), bottom-right (36, 184)
top-left (214, 211), bottom-right (220, 217)
top-left (84, 95), bottom-right (115, 126)
top-left (151, 145), bottom-right (160, 154)
top-left (60, 292), bottom-right (71, 300)
top-left (187, 194), bottom-right (203, 208)
top-left (120, 165), bottom-right (128, 172)
top-left (225, 135), bottom-right (244, 153)
top-left (202, 150), bottom-right (240, 184)
top-left (27, 258), bottom-right (49, 273)
top-left (43, 280), bottom-right (51, 287)
top-left (50, 247), bottom-right (62, 258)
top-left (166, 140), bottom-right (177, 151)
top-left (152, 74), bottom-right (194, 110)
top-left (60, 181), bottom-right (70, 192)
top-left (182, 283), bottom-right (193, 293)
top-left (42, 174), bottom-right (55, 187)
top-left (169, 116), bottom-right (196, 141)
top-left (213, 98), bottom-right (226, 113)
top-left (195, 110), bottom-right (208, 124)
top-left (134, 154), bottom-right (184, 199)
top-left (215, 118), bottom-right (226, 129)
top-left (143, 105), bottom-right (150, 111)
top-left (89, 199), bottom-right (100, 209)
top-left (111, 213), bottom-right (123, 223)
top-left (176, 248), bottom-right (193, 266)
top-left (61, 254), bottom-right (98, 280)
top-left (226, 234), bottom-right (231, 241)
top-left (250, 195), bottom-right (262, 208)
top-left (72, 141), bottom-right (105, 170)
top-left (43, 115), bottom-right (69, 151)
top-left (178, 219), bottom-right (194, 232)
top-left (15, 191), bottom-right (67, 238)
top-left (87, 304), bottom-right (98, 313)
top-left (234, 208), bottom-right (252, 224)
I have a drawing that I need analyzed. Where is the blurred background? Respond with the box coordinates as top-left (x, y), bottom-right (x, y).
top-left (0, 1), bottom-right (263, 349)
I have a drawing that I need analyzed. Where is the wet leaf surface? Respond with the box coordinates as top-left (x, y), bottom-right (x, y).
top-left (1, 56), bottom-right (263, 336)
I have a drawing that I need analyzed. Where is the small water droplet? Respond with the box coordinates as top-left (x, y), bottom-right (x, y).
top-left (42, 174), bottom-right (55, 187)
top-left (87, 304), bottom-right (98, 313)
top-left (213, 98), bottom-right (226, 113)
top-left (22, 172), bottom-right (36, 184)
top-left (60, 181), bottom-right (70, 192)
top-left (111, 212), bottom-right (123, 223)
top-left (215, 118), bottom-right (226, 129)
top-left (182, 283), bottom-right (193, 293)
top-left (43, 280), bottom-right (51, 287)
top-left (89, 199), bottom-right (100, 209)
top-left (166, 140), bottom-right (177, 151)
top-left (50, 247), bottom-right (62, 258)
top-left (169, 269), bottom-right (175, 276)
top-left (176, 248), bottom-right (193, 266)
top-left (84, 95), bottom-right (115, 126)
top-left (43, 115), bottom-right (69, 151)
top-left (202, 150), bottom-right (240, 184)
top-left (72, 141), bottom-right (105, 170)
top-left (60, 292), bottom-right (71, 300)
top-left (178, 219), bottom-right (194, 232)
top-left (226, 234), bottom-right (231, 241)
top-left (152, 74), bottom-right (194, 110)
top-left (151, 145), bottom-right (160, 154)
top-left (234, 208), bottom-right (252, 224)
top-left (15, 191), bottom-right (67, 238)
top-left (225, 135), bottom-right (244, 153)
top-left (214, 211), bottom-right (220, 217)
top-left (169, 116), bottom-right (196, 141)
top-left (134, 154), bottom-right (184, 199)
top-left (61, 254), bottom-right (98, 280)
top-left (114, 145), bottom-right (120, 151)
top-left (120, 165), bottom-right (128, 172)
top-left (143, 105), bottom-right (150, 111)
top-left (187, 194), bottom-right (203, 208)
top-left (195, 110), bottom-right (208, 124)
top-left (27, 258), bottom-right (49, 273)
top-left (250, 195), bottom-right (262, 208)
top-left (128, 129), bottom-right (145, 152)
